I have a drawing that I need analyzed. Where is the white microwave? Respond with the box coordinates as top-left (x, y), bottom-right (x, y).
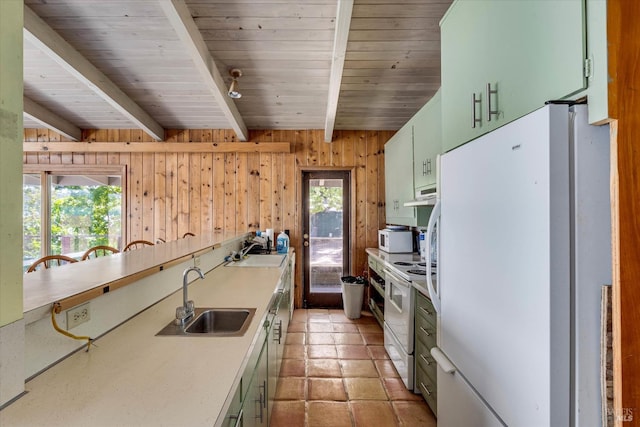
top-left (378, 229), bottom-right (413, 253)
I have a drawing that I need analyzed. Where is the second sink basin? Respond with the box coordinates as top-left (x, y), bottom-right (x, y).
top-left (225, 254), bottom-right (286, 268)
top-left (156, 308), bottom-right (256, 337)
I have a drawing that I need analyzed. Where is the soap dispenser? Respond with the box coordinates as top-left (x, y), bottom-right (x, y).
top-left (276, 231), bottom-right (289, 254)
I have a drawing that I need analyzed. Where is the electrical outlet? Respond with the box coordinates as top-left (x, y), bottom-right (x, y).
top-left (194, 255), bottom-right (201, 267)
top-left (66, 302), bottom-right (91, 330)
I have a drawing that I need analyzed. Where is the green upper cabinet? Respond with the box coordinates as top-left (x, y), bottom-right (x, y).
top-left (385, 124), bottom-right (416, 227)
top-left (412, 89), bottom-right (441, 192)
top-left (440, 0), bottom-right (586, 152)
top-left (586, 0), bottom-right (609, 125)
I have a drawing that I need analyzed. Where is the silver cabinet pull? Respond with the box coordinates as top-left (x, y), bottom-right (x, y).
top-left (419, 306), bottom-right (432, 317)
top-left (422, 160), bottom-right (427, 176)
top-left (420, 326), bottom-right (432, 337)
top-left (472, 93), bottom-right (481, 128)
top-left (420, 381), bottom-right (432, 396)
top-left (487, 83), bottom-right (498, 121)
top-left (260, 380), bottom-right (267, 408)
top-left (426, 158), bottom-right (432, 175)
top-left (229, 409), bottom-right (244, 427)
top-left (420, 353), bottom-right (432, 365)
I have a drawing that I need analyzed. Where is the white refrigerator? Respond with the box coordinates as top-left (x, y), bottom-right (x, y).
top-left (425, 105), bottom-right (611, 426)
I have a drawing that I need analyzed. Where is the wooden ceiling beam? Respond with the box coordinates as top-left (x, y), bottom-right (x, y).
top-left (23, 6), bottom-right (165, 141)
top-left (324, 0), bottom-right (354, 142)
top-left (23, 141), bottom-right (291, 154)
top-left (23, 96), bottom-right (82, 141)
top-left (159, 0), bottom-right (249, 141)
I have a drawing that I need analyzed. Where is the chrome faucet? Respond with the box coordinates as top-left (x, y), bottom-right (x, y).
top-left (175, 266), bottom-right (205, 325)
top-left (239, 242), bottom-right (261, 259)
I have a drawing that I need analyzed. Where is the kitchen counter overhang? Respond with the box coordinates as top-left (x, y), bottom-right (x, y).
top-left (22, 232), bottom-right (249, 323)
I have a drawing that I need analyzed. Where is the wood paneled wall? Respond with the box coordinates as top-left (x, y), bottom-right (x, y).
top-left (23, 128), bottom-right (393, 308)
top-left (608, 0), bottom-right (640, 423)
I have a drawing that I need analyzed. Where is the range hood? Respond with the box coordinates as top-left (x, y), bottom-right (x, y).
top-left (404, 188), bottom-right (437, 207)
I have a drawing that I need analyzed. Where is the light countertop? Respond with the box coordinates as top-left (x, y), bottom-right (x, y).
top-left (2, 256), bottom-right (288, 427)
top-left (365, 247), bottom-right (423, 266)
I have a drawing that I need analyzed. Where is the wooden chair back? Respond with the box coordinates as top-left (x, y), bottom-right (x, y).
top-left (123, 240), bottom-right (155, 252)
top-left (81, 245), bottom-right (119, 260)
top-left (26, 255), bottom-right (78, 273)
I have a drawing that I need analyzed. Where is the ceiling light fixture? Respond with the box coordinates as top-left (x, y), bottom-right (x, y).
top-left (228, 68), bottom-right (243, 99)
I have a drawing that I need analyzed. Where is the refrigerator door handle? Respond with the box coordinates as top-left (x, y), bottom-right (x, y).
top-left (431, 347), bottom-right (456, 374)
top-left (426, 200), bottom-right (441, 313)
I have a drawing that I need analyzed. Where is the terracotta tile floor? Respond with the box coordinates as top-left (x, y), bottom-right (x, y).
top-left (270, 309), bottom-right (437, 427)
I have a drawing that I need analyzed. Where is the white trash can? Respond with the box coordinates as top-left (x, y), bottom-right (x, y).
top-left (341, 276), bottom-right (365, 319)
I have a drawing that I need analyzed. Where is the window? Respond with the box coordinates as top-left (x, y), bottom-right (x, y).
top-left (23, 166), bottom-right (125, 270)
top-left (23, 174), bottom-right (42, 263)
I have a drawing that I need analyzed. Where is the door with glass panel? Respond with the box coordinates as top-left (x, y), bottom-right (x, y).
top-left (302, 170), bottom-right (350, 308)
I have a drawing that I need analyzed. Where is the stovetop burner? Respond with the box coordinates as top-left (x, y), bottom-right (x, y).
top-left (407, 269), bottom-right (427, 275)
top-left (394, 261), bottom-right (414, 266)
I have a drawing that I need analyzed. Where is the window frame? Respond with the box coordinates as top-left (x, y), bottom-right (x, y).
top-left (23, 164), bottom-right (128, 259)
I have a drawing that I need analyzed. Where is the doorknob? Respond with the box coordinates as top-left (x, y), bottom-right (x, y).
top-left (304, 241), bottom-right (309, 247)
top-left (303, 233), bottom-right (309, 239)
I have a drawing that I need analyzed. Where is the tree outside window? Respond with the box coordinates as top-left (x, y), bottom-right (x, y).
top-left (23, 170), bottom-right (123, 270)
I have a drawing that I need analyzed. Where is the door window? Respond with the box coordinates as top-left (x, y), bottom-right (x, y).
top-left (302, 171), bottom-right (351, 308)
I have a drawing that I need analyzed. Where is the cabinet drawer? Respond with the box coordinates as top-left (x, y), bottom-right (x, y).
top-left (416, 363), bottom-right (437, 416)
top-left (368, 256), bottom-right (385, 278)
top-left (368, 257), bottom-right (377, 272)
top-left (415, 294), bottom-right (436, 328)
top-left (415, 311), bottom-right (437, 349)
top-left (415, 339), bottom-right (437, 384)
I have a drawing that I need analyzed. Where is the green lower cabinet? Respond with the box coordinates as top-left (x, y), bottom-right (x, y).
top-left (268, 278), bottom-right (291, 419)
top-left (416, 361), bottom-right (438, 416)
top-left (221, 336), bottom-right (268, 427)
top-left (221, 386), bottom-right (242, 427)
top-left (441, 0), bottom-right (586, 152)
top-left (244, 340), bottom-right (269, 427)
top-left (415, 291), bottom-right (437, 416)
top-left (415, 340), bottom-right (437, 394)
top-left (267, 294), bottom-right (281, 422)
top-left (222, 315), bottom-right (272, 427)
top-left (220, 264), bottom-right (293, 427)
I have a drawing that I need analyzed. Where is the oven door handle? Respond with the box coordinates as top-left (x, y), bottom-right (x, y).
top-left (383, 268), bottom-right (406, 284)
top-left (425, 200), bottom-right (441, 313)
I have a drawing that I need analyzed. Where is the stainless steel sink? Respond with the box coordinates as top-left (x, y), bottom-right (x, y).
top-left (156, 308), bottom-right (256, 337)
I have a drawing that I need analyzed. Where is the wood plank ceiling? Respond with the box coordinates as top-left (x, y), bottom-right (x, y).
top-left (22, 0), bottom-right (452, 142)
